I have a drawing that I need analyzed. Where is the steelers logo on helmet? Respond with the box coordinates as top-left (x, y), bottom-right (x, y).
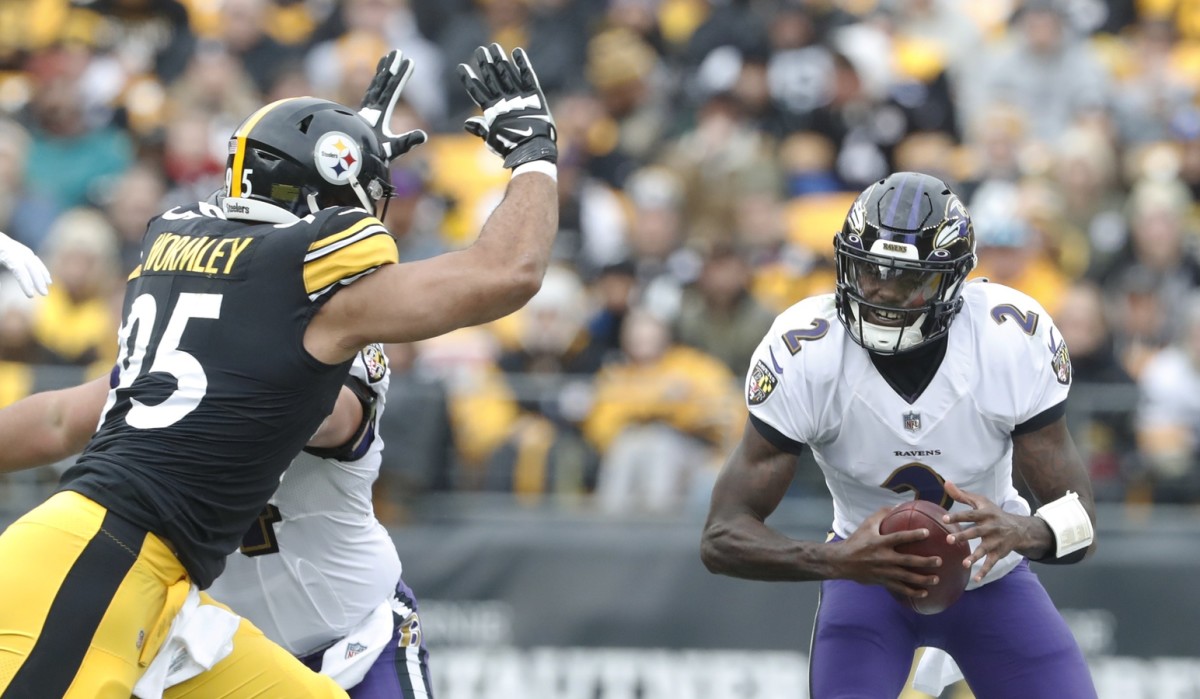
top-left (314, 131), bottom-right (363, 185)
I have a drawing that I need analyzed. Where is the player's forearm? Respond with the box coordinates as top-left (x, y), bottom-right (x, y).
top-left (0, 390), bottom-right (87, 472)
top-left (701, 514), bottom-right (838, 582)
top-left (467, 170), bottom-right (559, 319)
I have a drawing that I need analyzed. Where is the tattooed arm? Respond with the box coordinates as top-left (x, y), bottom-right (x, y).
top-left (944, 414), bottom-right (1096, 580)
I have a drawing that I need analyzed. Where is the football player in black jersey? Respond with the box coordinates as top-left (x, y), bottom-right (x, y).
top-left (0, 44), bottom-right (558, 699)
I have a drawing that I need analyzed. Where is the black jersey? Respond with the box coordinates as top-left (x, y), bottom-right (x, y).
top-left (59, 201), bottom-right (398, 588)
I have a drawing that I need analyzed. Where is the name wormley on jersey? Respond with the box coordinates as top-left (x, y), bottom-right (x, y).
top-left (140, 232), bottom-right (255, 277)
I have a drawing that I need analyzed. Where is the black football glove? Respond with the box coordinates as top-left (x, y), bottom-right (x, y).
top-left (358, 49), bottom-right (429, 163)
top-left (456, 44), bottom-right (557, 169)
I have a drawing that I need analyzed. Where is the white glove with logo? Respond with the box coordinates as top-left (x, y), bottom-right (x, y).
top-left (457, 44), bottom-right (557, 169)
top-left (0, 231), bottom-right (51, 297)
top-left (358, 49), bottom-right (429, 163)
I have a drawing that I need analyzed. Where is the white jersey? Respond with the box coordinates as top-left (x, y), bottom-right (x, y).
top-left (747, 282), bottom-right (1071, 588)
top-left (208, 344), bottom-right (402, 656)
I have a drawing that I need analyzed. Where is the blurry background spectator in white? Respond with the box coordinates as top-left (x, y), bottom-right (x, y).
top-left (1137, 294), bottom-right (1200, 504)
top-left (969, 0), bottom-right (1111, 145)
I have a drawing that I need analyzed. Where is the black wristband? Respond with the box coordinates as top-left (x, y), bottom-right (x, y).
top-left (1032, 548), bottom-right (1088, 565)
top-left (503, 137), bottom-right (558, 168)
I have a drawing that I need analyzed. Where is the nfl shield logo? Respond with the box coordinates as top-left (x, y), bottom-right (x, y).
top-left (903, 411), bottom-right (921, 433)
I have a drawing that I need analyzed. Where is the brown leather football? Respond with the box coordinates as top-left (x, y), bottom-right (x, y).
top-left (879, 499), bottom-right (972, 615)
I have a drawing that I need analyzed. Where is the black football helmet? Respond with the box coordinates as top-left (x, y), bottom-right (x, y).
top-left (222, 97), bottom-right (393, 222)
top-left (834, 172), bottom-right (977, 354)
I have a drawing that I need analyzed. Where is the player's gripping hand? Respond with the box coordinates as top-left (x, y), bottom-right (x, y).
top-left (831, 507), bottom-right (942, 600)
top-left (456, 44), bottom-right (557, 168)
top-left (943, 481), bottom-right (1055, 582)
top-left (0, 231), bottom-right (51, 298)
top-left (358, 49), bottom-right (428, 163)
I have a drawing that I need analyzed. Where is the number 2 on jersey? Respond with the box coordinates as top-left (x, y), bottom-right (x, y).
top-left (105, 292), bottom-right (223, 429)
top-left (881, 462), bottom-right (952, 509)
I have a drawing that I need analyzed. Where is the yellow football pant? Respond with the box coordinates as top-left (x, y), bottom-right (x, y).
top-left (0, 491), bottom-right (347, 699)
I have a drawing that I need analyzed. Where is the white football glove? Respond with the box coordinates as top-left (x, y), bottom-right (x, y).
top-left (358, 49), bottom-right (429, 163)
top-left (0, 231), bottom-right (51, 297)
top-left (457, 44), bottom-right (557, 168)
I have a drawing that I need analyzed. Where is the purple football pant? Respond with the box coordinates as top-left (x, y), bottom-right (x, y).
top-left (810, 560), bottom-right (1097, 699)
top-left (304, 580), bottom-right (434, 699)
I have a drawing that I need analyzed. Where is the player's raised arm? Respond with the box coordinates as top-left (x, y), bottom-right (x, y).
top-left (307, 44), bottom-right (558, 363)
top-left (701, 418), bottom-right (941, 600)
top-left (0, 376), bottom-right (109, 473)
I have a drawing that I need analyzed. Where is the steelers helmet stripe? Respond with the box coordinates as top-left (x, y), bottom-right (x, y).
top-left (229, 97), bottom-right (302, 198)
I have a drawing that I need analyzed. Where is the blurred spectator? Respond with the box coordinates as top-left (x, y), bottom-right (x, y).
top-left (159, 109), bottom-right (224, 208)
top-left (0, 118), bottom-right (59, 250)
top-left (487, 266), bottom-right (604, 500)
top-left (76, 0), bottom-right (197, 84)
top-left (438, 0), bottom-right (585, 125)
top-left (1050, 126), bottom-right (1125, 279)
top-left (1137, 294), bottom-right (1200, 503)
top-left (26, 208), bottom-right (121, 369)
top-left (214, 0), bottom-right (303, 95)
top-left (582, 28), bottom-right (674, 178)
top-left (969, 0), bottom-right (1110, 145)
top-left (551, 91), bottom-right (629, 275)
top-left (1109, 18), bottom-right (1199, 146)
top-left (958, 104), bottom-right (1029, 202)
top-left (1101, 178), bottom-right (1200, 344)
top-left (585, 307), bottom-right (741, 514)
top-left (306, 0), bottom-right (446, 124)
top-left (383, 162), bottom-right (447, 263)
top-left (586, 260), bottom-right (637, 357)
top-left (969, 181), bottom-right (1069, 314)
top-left (101, 162), bottom-right (165, 274)
top-left (166, 41), bottom-right (260, 123)
top-left (18, 50), bottom-right (133, 213)
top-left (620, 165), bottom-right (699, 320)
top-left (376, 342), bottom-right (456, 522)
top-left (1056, 281), bottom-right (1140, 503)
top-left (675, 243), bottom-right (775, 375)
top-left (661, 90), bottom-right (779, 244)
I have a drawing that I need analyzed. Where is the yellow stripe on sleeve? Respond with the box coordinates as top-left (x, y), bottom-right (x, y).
top-left (303, 232), bottom-right (398, 294)
top-left (307, 216), bottom-right (384, 253)
top-left (127, 264), bottom-right (142, 281)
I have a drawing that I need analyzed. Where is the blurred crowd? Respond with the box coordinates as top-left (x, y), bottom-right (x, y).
top-left (1, 0), bottom-right (1200, 516)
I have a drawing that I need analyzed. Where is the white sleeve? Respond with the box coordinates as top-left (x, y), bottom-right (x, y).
top-left (1010, 300), bottom-right (1072, 426)
top-left (744, 319), bottom-right (817, 446)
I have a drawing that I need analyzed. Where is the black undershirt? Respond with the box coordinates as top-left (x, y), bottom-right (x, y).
top-left (869, 334), bottom-right (949, 404)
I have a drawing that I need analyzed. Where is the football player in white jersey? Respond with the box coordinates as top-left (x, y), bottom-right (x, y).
top-left (0, 344), bottom-right (432, 699)
top-left (701, 172), bottom-right (1098, 698)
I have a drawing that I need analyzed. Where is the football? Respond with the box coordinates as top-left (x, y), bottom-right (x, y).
top-left (879, 499), bottom-right (972, 615)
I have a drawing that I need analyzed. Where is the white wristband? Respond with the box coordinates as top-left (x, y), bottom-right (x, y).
top-left (511, 161), bottom-right (557, 182)
top-left (1034, 491), bottom-right (1093, 558)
